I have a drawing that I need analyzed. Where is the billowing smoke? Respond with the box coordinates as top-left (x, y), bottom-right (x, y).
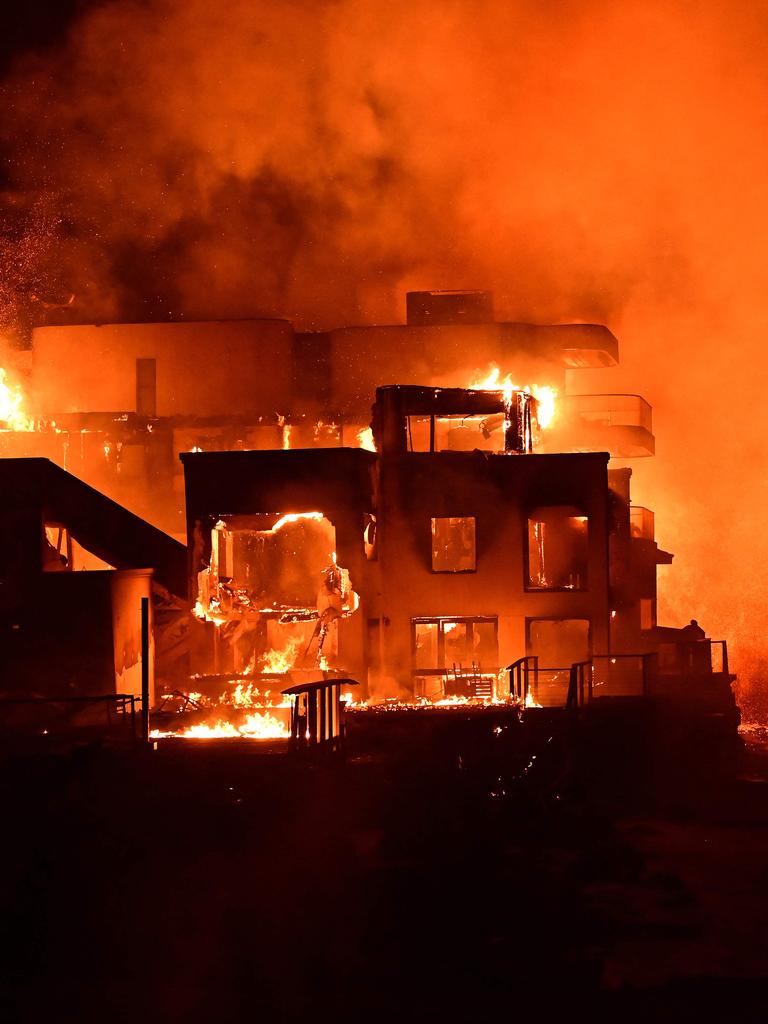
top-left (2, 0), bottom-right (768, 713)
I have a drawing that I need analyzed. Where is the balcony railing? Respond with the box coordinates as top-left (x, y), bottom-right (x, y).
top-left (630, 506), bottom-right (655, 540)
top-left (565, 394), bottom-right (653, 432)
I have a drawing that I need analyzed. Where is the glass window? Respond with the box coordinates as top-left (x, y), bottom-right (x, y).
top-left (527, 506), bottom-right (588, 589)
top-left (431, 516), bottom-right (476, 572)
top-left (443, 620), bottom-right (470, 665)
top-left (527, 618), bottom-right (590, 667)
top-left (412, 618), bottom-right (498, 673)
top-left (414, 622), bottom-right (439, 669)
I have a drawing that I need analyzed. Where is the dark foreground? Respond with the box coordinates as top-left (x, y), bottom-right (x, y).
top-left (2, 724), bottom-right (768, 1023)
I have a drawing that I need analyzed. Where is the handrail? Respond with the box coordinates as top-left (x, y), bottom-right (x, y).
top-left (590, 652), bottom-right (657, 697)
top-left (564, 393), bottom-right (653, 432)
top-left (506, 656), bottom-right (539, 704)
top-left (566, 660), bottom-right (593, 709)
top-left (0, 693), bottom-right (139, 741)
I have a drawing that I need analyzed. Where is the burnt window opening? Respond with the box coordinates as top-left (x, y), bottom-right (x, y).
top-left (407, 414), bottom-right (501, 453)
top-left (196, 513), bottom-right (359, 676)
top-left (640, 598), bottom-right (655, 631)
top-left (43, 523), bottom-right (113, 572)
top-left (136, 358), bottom-right (157, 417)
top-left (42, 523), bottom-right (71, 572)
top-left (527, 506), bottom-right (588, 590)
top-left (431, 516), bottom-right (476, 572)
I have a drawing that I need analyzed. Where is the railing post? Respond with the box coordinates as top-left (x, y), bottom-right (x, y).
top-left (141, 596), bottom-right (150, 744)
top-left (567, 664), bottom-right (577, 709)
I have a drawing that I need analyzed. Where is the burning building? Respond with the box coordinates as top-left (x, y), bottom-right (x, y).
top-left (0, 289), bottom-right (735, 742)
top-left (3, 289), bottom-right (620, 534)
top-left (179, 378), bottom-right (671, 706)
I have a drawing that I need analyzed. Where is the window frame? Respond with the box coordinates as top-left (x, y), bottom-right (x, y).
top-left (525, 616), bottom-right (592, 668)
top-left (430, 515), bottom-right (477, 574)
top-left (523, 506), bottom-right (589, 593)
top-left (411, 615), bottom-right (499, 676)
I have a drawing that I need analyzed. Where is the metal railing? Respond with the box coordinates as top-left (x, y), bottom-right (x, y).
top-left (508, 651), bottom-right (660, 710)
top-left (657, 639), bottom-right (729, 677)
top-left (629, 506), bottom-right (655, 540)
top-left (566, 661), bottom-right (593, 709)
top-left (0, 693), bottom-right (140, 742)
top-left (589, 653), bottom-right (656, 698)
top-left (508, 640), bottom-right (729, 713)
top-left (506, 656), bottom-right (539, 703)
top-left (564, 394), bottom-right (653, 433)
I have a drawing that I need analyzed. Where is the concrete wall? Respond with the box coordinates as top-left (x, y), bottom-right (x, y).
top-left (32, 320), bottom-right (295, 418)
top-left (373, 451), bottom-right (611, 691)
top-left (326, 324), bottom-right (568, 419)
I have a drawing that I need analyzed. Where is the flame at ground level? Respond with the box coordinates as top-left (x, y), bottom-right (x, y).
top-left (150, 709), bottom-right (290, 740)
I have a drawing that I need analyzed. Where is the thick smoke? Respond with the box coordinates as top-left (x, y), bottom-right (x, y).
top-left (3, 0), bottom-right (768, 713)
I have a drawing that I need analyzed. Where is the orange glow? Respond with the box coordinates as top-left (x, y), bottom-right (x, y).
top-left (0, 368), bottom-right (33, 431)
top-left (468, 364), bottom-right (557, 429)
top-left (269, 510), bottom-right (324, 532)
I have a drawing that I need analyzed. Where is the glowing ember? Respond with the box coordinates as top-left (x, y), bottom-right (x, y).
top-left (357, 426), bottom-right (376, 452)
top-left (150, 709), bottom-right (289, 740)
top-left (468, 364), bottom-right (557, 429)
top-left (0, 368), bottom-right (33, 431)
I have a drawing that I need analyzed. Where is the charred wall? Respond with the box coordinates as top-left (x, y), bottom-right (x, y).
top-left (373, 450), bottom-right (611, 690)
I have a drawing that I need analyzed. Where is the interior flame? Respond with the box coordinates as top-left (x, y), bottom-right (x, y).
top-left (261, 635), bottom-right (303, 674)
top-left (357, 426), bottom-right (376, 451)
top-left (468, 364), bottom-right (557, 429)
top-left (0, 368), bottom-right (34, 431)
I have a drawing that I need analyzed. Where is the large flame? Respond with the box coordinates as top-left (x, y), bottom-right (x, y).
top-left (357, 426), bottom-right (376, 452)
top-left (0, 368), bottom-right (34, 431)
top-left (261, 635), bottom-right (304, 673)
top-left (468, 364), bottom-right (557, 429)
top-left (150, 709), bottom-right (289, 740)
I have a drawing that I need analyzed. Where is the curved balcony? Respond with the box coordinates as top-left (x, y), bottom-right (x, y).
top-left (544, 394), bottom-right (655, 458)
